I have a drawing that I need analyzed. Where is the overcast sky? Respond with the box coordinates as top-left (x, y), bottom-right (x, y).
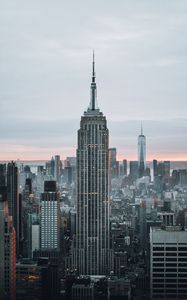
top-left (0, 0), bottom-right (187, 161)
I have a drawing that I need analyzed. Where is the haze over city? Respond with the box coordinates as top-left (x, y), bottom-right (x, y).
top-left (1, 0), bottom-right (187, 161)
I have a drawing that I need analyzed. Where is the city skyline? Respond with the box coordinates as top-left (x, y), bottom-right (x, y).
top-left (1, 0), bottom-right (187, 161)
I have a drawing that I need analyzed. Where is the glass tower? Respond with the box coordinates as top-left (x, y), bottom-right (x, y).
top-left (138, 124), bottom-right (146, 178)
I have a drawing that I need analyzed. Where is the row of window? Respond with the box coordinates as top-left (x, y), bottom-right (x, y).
top-left (153, 247), bottom-right (187, 251)
top-left (153, 268), bottom-right (187, 272)
top-left (153, 284), bottom-right (187, 288)
top-left (153, 278), bottom-right (187, 283)
top-left (153, 252), bottom-right (187, 256)
top-left (153, 263), bottom-right (187, 267)
top-left (153, 274), bottom-right (187, 277)
top-left (152, 289), bottom-right (187, 293)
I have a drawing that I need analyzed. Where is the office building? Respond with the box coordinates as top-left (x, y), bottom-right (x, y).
top-left (153, 160), bottom-right (158, 179)
top-left (0, 163), bottom-right (6, 186)
top-left (7, 161), bottom-right (20, 253)
top-left (129, 161), bottom-right (139, 181)
top-left (138, 124), bottom-right (146, 178)
top-left (54, 155), bottom-right (61, 183)
top-left (150, 226), bottom-right (187, 299)
top-left (123, 159), bottom-right (127, 176)
top-left (109, 148), bottom-right (119, 178)
top-left (40, 181), bottom-right (61, 250)
top-left (0, 188), bottom-right (16, 300)
top-left (16, 260), bottom-right (42, 300)
top-left (27, 213), bottom-right (40, 258)
top-left (179, 169), bottom-right (187, 186)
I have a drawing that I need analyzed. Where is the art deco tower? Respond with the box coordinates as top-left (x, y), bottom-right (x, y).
top-left (75, 53), bottom-right (112, 275)
top-left (138, 124), bottom-right (146, 178)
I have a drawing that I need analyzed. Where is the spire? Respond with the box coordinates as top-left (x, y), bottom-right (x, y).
top-left (92, 50), bottom-right (95, 83)
top-left (141, 122), bottom-right (143, 135)
top-left (88, 50), bottom-right (98, 111)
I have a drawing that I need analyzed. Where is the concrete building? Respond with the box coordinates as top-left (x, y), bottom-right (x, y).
top-left (158, 211), bottom-right (175, 226)
top-left (0, 188), bottom-right (16, 300)
top-left (122, 159), bottom-right (127, 176)
top-left (129, 161), bottom-right (139, 181)
top-left (109, 148), bottom-right (119, 178)
top-left (40, 181), bottom-right (61, 250)
top-left (54, 155), bottom-right (61, 183)
top-left (16, 260), bottom-right (42, 300)
top-left (150, 226), bottom-right (187, 299)
top-left (108, 278), bottom-right (131, 300)
top-left (72, 282), bottom-right (94, 300)
top-left (7, 161), bottom-right (20, 253)
top-left (27, 213), bottom-right (40, 258)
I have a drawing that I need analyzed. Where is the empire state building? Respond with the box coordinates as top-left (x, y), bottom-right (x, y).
top-left (74, 54), bottom-right (113, 275)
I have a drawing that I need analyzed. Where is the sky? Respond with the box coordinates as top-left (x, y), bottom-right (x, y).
top-left (0, 0), bottom-right (187, 161)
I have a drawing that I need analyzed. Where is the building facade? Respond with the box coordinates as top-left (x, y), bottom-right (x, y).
top-left (150, 226), bottom-right (187, 299)
top-left (7, 161), bottom-right (20, 253)
top-left (0, 189), bottom-right (16, 300)
top-left (40, 181), bottom-right (61, 250)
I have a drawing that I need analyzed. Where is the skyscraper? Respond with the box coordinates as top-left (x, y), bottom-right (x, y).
top-left (109, 148), bottom-right (119, 178)
top-left (122, 159), bottom-right (127, 176)
top-left (54, 155), bottom-right (61, 183)
top-left (129, 161), bottom-right (139, 181)
top-left (0, 187), bottom-right (16, 300)
top-left (40, 181), bottom-right (61, 250)
top-left (0, 163), bottom-right (6, 186)
top-left (75, 53), bottom-right (112, 275)
top-left (138, 124), bottom-right (146, 178)
top-left (7, 161), bottom-right (20, 253)
top-left (150, 226), bottom-right (187, 300)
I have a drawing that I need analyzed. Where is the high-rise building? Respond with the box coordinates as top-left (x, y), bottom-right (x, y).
top-left (75, 53), bottom-right (112, 275)
top-left (129, 161), bottom-right (139, 181)
top-left (139, 200), bottom-right (147, 250)
top-left (171, 170), bottom-right (179, 187)
top-left (40, 181), bottom-right (61, 250)
top-left (54, 155), bottom-right (61, 183)
top-left (164, 161), bottom-right (170, 179)
top-left (7, 161), bottom-right (20, 253)
top-left (153, 160), bottom-right (158, 179)
top-left (109, 148), bottom-right (119, 178)
top-left (46, 157), bottom-right (55, 179)
top-left (150, 226), bottom-right (187, 300)
top-left (179, 169), bottom-right (187, 186)
top-left (27, 213), bottom-right (40, 258)
top-left (16, 260), bottom-right (42, 300)
top-left (123, 159), bottom-right (127, 176)
top-left (0, 187), bottom-right (16, 300)
top-left (0, 163), bottom-right (6, 186)
top-left (138, 124), bottom-right (146, 178)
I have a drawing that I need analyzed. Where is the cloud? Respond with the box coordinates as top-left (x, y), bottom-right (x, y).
top-left (0, 0), bottom-right (187, 160)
